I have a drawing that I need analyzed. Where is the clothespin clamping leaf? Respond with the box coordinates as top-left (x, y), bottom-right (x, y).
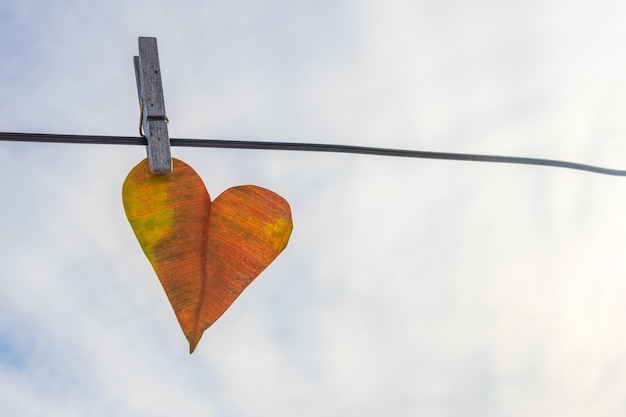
top-left (123, 38), bottom-right (293, 353)
top-left (133, 37), bottom-right (171, 174)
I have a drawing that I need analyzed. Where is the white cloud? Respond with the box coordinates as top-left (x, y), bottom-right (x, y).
top-left (2, 0), bottom-right (626, 416)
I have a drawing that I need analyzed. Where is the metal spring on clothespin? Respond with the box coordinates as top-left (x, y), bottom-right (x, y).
top-left (134, 37), bottom-right (172, 174)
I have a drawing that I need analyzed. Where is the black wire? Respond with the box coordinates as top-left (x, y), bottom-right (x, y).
top-left (1, 131), bottom-right (625, 176)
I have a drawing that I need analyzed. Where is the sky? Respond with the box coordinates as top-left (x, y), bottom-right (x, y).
top-left (1, 0), bottom-right (626, 415)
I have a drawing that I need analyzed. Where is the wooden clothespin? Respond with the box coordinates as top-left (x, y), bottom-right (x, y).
top-left (134, 37), bottom-right (172, 174)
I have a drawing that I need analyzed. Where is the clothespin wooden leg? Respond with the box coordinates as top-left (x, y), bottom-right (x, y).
top-left (134, 37), bottom-right (172, 174)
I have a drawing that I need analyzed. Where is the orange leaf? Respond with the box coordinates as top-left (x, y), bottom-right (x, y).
top-left (122, 158), bottom-right (292, 352)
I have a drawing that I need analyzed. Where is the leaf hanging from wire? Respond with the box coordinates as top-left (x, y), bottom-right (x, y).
top-left (122, 158), bottom-right (292, 353)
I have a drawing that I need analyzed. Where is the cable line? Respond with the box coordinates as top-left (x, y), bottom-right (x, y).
top-left (1, 131), bottom-right (624, 177)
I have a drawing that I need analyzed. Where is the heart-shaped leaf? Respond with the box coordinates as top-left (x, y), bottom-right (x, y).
top-left (122, 158), bottom-right (292, 352)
